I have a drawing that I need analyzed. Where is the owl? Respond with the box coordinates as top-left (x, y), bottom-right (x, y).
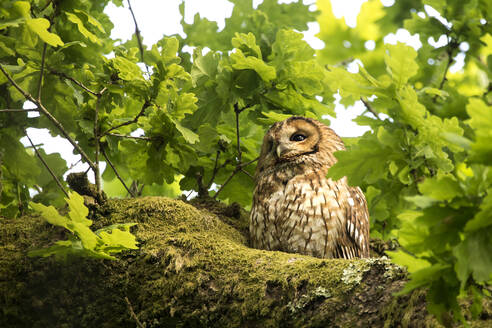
top-left (249, 116), bottom-right (370, 259)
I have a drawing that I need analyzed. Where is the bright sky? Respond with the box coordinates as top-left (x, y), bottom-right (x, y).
top-left (23, 0), bottom-right (452, 181)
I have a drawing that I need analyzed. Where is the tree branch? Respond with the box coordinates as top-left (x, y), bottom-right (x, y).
top-left (107, 133), bottom-right (153, 141)
top-left (234, 103), bottom-right (243, 163)
top-left (101, 100), bottom-right (150, 137)
top-left (206, 151), bottom-right (221, 189)
top-left (213, 103), bottom-right (256, 199)
top-left (437, 39), bottom-right (457, 91)
top-left (213, 167), bottom-right (240, 200)
top-left (24, 131), bottom-right (69, 198)
top-left (37, 43), bottom-right (47, 101)
top-left (0, 63), bottom-right (97, 173)
top-left (49, 69), bottom-right (99, 96)
top-left (127, 0), bottom-right (150, 75)
top-left (0, 109), bottom-right (39, 113)
top-left (124, 297), bottom-right (144, 328)
top-left (101, 147), bottom-right (135, 197)
top-left (360, 97), bottom-right (380, 120)
top-left (94, 94), bottom-right (102, 195)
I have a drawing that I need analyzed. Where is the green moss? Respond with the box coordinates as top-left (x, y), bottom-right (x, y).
top-left (1, 197), bottom-right (490, 327)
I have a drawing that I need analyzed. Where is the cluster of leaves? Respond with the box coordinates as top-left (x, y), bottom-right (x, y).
top-left (0, 0), bottom-right (491, 324)
top-left (319, 0), bottom-right (492, 323)
top-left (30, 191), bottom-right (138, 260)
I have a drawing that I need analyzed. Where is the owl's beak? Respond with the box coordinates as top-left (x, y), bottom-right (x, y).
top-left (276, 143), bottom-right (289, 158)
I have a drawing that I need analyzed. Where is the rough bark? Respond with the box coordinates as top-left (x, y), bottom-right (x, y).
top-left (0, 197), bottom-right (489, 327)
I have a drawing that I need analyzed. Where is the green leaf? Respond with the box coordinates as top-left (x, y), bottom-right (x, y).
top-left (386, 249), bottom-right (431, 273)
top-left (111, 56), bottom-right (145, 81)
top-left (65, 12), bottom-right (101, 45)
top-left (66, 191), bottom-right (91, 226)
top-left (328, 133), bottom-right (391, 186)
top-left (30, 192), bottom-right (138, 260)
top-left (175, 122), bottom-right (199, 144)
top-left (230, 49), bottom-right (276, 82)
top-left (465, 190), bottom-right (492, 232)
top-left (231, 32), bottom-right (262, 58)
top-left (26, 18), bottom-right (64, 47)
top-left (73, 9), bottom-right (106, 33)
top-left (418, 175), bottom-right (462, 201)
top-left (453, 230), bottom-right (492, 285)
top-left (257, 111), bottom-right (294, 125)
top-left (30, 202), bottom-right (70, 231)
top-left (466, 98), bottom-right (492, 163)
top-left (384, 43), bottom-right (418, 88)
top-left (99, 228), bottom-right (139, 251)
top-left (395, 264), bottom-right (449, 295)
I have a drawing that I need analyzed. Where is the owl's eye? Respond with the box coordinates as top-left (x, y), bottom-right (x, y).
top-left (290, 133), bottom-right (307, 142)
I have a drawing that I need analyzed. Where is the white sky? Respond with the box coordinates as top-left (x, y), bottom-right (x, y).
top-left (23, 0), bottom-right (454, 182)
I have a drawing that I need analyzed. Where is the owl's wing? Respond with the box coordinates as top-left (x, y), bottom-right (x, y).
top-left (334, 187), bottom-right (370, 259)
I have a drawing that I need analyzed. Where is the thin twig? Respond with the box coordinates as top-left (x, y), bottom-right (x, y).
top-left (124, 297), bottom-right (144, 328)
top-left (360, 97), bottom-right (380, 120)
top-left (68, 158), bottom-right (82, 170)
top-left (101, 147), bottom-right (135, 197)
top-left (213, 103), bottom-right (256, 199)
top-left (438, 48), bottom-right (454, 90)
top-left (206, 150), bottom-right (221, 189)
top-left (25, 131), bottom-right (69, 198)
top-left (107, 133), bottom-right (153, 141)
top-left (240, 168), bottom-right (254, 180)
top-left (94, 94), bottom-right (101, 195)
top-left (50, 69), bottom-right (99, 96)
top-left (127, 0), bottom-right (150, 75)
top-left (234, 103), bottom-right (243, 163)
top-left (239, 156), bottom-right (259, 168)
top-left (39, 0), bottom-right (54, 12)
top-left (37, 43), bottom-right (47, 101)
top-left (93, 86), bottom-right (108, 195)
top-left (213, 167), bottom-right (240, 199)
top-left (101, 100), bottom-right (150, 137)
top-left (0, 151), bottom-right (3, 198)
top-left (0, 63), bottom-right (97, 173)
top-left (0, 109), bottom-right (39, 113)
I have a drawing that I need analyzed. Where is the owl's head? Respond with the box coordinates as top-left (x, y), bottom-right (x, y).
top-left (256, 116), bottom-right (344, 176)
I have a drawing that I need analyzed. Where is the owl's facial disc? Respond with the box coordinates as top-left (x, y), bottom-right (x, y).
top-left (274, 121), bottom-right (320, 160)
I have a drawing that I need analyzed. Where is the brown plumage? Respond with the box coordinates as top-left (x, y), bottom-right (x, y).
top-left (250, 116), bottom-right (370, 259)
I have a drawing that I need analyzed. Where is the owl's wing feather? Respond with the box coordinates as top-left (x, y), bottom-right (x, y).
top-left (337, 187), bottom-right (370, 259)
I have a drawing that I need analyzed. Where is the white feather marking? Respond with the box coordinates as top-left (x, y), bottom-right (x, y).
top-left (347, 197), bottom-right (355, 206)
top-left (347, 222), bottom-right (355, 235)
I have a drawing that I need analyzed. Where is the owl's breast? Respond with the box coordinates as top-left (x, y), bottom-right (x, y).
top-left (250, 167), bottom-right (348, 258)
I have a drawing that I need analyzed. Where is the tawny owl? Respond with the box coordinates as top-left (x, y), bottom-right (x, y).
top-left (250, 116), bottom-right (370, 259)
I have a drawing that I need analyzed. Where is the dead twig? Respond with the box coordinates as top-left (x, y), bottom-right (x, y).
top-left (127, 0), bottom-right (150, 75)
top-left (124, 297), bottom-right (144, 328)
top-left (101, 147), bottom-right (135, 197)
top-left (101, 100), bottom-right (150, 137)
top-left (0, 109), bottom-right (39, 113)
top-left (25, 131), bottom-right (69, 198)
top-left (37, 43), bottom-right (47, 101)
top-left (213, 103), bottom-right (257, 199)
top-left (360, 97), bottom-right (380, 120)
top-left (107, 133), bottom-right (153, 141)
top-left (50, 69), bottom-right (99, 97)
